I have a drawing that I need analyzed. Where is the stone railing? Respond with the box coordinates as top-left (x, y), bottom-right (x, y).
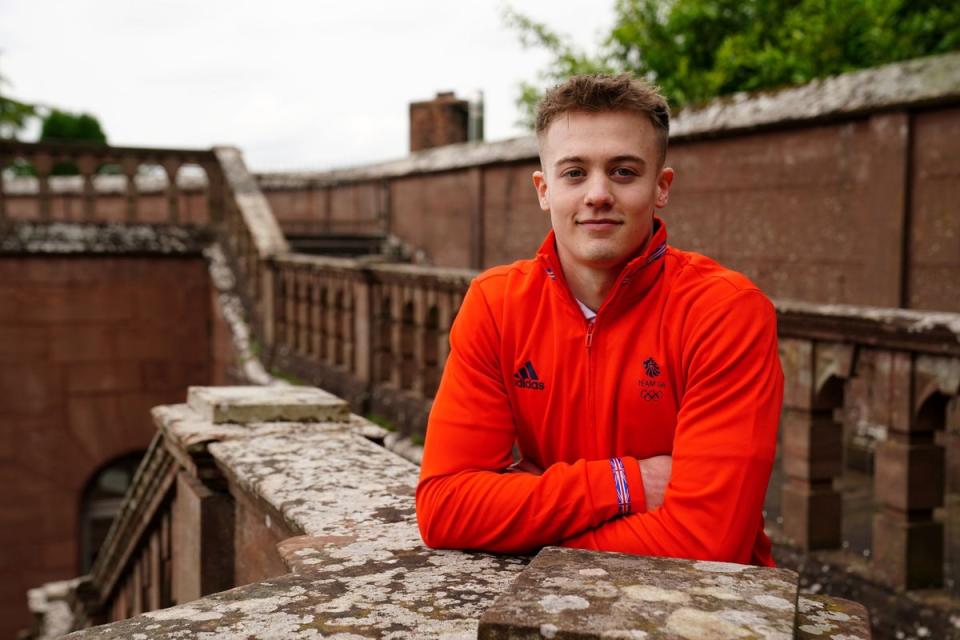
top-left (268, 255), bottom-right (473, 439)
top-left (263, 259), bottom-right (960, 636)
top-left (30, 386), bottom-right (871, 639)
top-left (0, 140), bottom-right (218, 225)
top-left (209, 146), bottom-right (290, 339)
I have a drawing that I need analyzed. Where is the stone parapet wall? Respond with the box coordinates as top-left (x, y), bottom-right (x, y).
top-left (36, 386), bottom-right (872, 639)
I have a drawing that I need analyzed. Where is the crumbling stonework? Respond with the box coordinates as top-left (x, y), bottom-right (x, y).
top-left (479, 547), bottom-right (800, 640)
top-left (59, 386), bottom-right (873, 639)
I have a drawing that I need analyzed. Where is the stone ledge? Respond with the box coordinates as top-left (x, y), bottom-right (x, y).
top-left (0, 221), bottom-right (209, 255)
top-left (479, 547), bottom-right (800, 640)
top-left (186, 385), bottom-right (350, 424)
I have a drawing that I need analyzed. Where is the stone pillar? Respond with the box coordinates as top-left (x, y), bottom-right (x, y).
top-left (121, 157), bottom-right (140, 222)
top-left (309, 274), bottom-right (322, 360)
top-left (779, 339), bottom-right (851, 550)
top-left (411, 287), bottom-right (428, 396)
top-left (389, 284), bottom-right (403, 387)
top-left (295, 269), bottom-right (309, 356)
top-left (352, 277), bottom-right (372, 384)
top-left (77, 154), bottom-right (98, 220)
top-left (171, 471), bottom-right (234, 604)
top-left (161, 158), bottom-right (181, 223)
top-left (872, 352), bottom-right (950, 589)
top-left (34, 153), bottom-right (53, 220)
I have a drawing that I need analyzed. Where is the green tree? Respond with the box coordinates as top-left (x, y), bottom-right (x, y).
top-left (39, 109), bottom-right (109, 175)
top-left (40, 109), bottom-right (107, 145)
top-left (0, 68), bottom-right (37, 139)
top-left (507, 0), bottom-right (960, 125)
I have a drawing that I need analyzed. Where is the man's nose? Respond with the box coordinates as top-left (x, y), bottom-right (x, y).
top-left (584, 175), bottom-right (614, 208)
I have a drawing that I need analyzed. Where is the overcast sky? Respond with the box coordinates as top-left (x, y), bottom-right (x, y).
top-left (0, 1), bottom-right (614, 171)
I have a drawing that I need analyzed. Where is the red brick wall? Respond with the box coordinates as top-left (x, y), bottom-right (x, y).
top-left (909, 107), bottom-right (960, 311)
top-left (262, 105), bottom-right (960, 312)
top-left (0, 256), bottom-right (213, 638)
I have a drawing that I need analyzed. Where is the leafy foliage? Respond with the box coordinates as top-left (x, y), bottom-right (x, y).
top-left (39, 109), bottom-right (109, 175)
top-left (506, 0), bottom-right (960, 125)
top-left (40, 109), bottom-right (107, 145)
top-left (0, 67), bottom-right (37, 139)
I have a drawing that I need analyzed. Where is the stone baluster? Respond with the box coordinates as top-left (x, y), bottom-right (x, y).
top-left (77, 154), bottom-right (98, 220)
top-left (399, 287), bottom-right (416, 390)
top-left (352, 275), bottom-right (372, 384)
top-left (343, 283), bottom-right (356, 374)
top-left (872, 353), bottom-right (956, 589)
top-left (308, 272), bottom-right (322, 360)
top-left (270, 264), bottom-right (286, 356)
top-left (325, 282), bottom-right (338, 366)
top-left (121, 157), bottom-right (140, 221)
top-left (33, 153), bottom-right (53, 221)
top-left (779, 339), bottom-right (851, 550)
top-left (411, 286), bottom-right (429, 396)
top-left (162, 157), bottom-right (181, 223)
top-left (285, 269), bottom-right (298, 352)
top-left (385, 284), bottom-right (401, 387)
top-left (296, 268), bottom-right (310, 356)
top-left (334, 288), bottom-right (347, 367)
top-left (422, 291), bottom-right (440, 398)
top-left (201, 161), bottom-right (224, 225)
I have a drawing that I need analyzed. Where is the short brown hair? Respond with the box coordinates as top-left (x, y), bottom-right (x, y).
top-left (535, 74), bottom-right (670, 165)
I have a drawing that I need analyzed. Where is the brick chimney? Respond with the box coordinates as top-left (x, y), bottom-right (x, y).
top-left (409, 91), bottom-right (469, 152)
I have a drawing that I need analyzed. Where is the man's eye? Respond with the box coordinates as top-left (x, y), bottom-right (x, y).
top-left (612, 167), bottom-right (637, 177)
top-left (562, 169), bottom-right (585, 178)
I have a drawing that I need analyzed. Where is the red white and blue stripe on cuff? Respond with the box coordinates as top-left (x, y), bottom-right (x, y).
top-left (609, 457), bottom-right (631, 515)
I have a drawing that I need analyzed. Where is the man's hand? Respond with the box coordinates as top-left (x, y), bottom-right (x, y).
top-left (639, 455), bottom-right (671, 510)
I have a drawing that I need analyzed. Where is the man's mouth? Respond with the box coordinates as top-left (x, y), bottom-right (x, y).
top-left (576, 219), bottom-right (623, 226)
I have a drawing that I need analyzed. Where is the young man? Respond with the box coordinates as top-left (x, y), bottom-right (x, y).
top-left (416, 74), bottom-right (783, 566)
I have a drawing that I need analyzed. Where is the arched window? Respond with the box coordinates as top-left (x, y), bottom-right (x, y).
top-left (78, 452), bottom-right (145, 573)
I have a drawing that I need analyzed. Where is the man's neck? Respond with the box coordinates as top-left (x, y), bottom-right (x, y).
top-left (555, 230), bottom-right (655, 312)
top-left (562, 263), bottom-right (620, 312)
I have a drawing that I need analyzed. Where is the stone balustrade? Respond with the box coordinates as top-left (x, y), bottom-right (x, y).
top-left (26, 386), bottom-right (871, 639)
top-left (0, 140), bottom-right (217, 225)
top-left (269, 255), bottom-right (474, 438)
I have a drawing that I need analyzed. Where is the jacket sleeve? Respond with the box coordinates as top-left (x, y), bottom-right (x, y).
top-left (561, 289), bottom-right (783, 563)
top-left (415, 281), bottom-right (645, 553)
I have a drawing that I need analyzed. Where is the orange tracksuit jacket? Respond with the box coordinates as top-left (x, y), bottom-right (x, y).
top-left (416, 219), bottom-right (783, 565)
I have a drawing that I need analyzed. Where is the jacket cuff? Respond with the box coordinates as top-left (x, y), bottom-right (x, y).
top-left (622, 456), bottom-right (646, 514)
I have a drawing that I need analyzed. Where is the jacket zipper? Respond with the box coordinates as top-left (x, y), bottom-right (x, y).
top-left (585, 317), bottom-right (597, 451)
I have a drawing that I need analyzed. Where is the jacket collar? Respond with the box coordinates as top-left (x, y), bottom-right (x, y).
top-left (535, 216), bottom-right (669, 315)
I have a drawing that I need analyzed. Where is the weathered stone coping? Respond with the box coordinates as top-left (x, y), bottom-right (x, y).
top-left (273, 251), bottom-right (477, 288)
top-left (71, 387), bottom-right (530, 638)
top-left (0, 221), bottom-right (210, 255)
top-left (776, 298), bottom-right (960, 356)
top-left (256, 52), bottom-right (960, 187)
top-left (480, 547), bottom-right (800, 640)
top-left (214, 145), bottom-right (290, 259)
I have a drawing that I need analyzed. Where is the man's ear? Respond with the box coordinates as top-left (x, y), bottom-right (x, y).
top-left (655, 167), bottom-right (675, 209)
top-left (532, 170), bottom-right (550, 212)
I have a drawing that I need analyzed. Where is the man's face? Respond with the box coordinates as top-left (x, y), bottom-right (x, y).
top-left (533, 110), bottom-right (674, 273)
